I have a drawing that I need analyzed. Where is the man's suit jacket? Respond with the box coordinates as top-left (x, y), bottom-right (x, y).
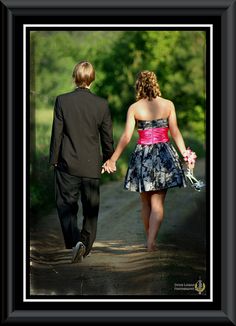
top-left (49, 87), bottom-right (114, 178)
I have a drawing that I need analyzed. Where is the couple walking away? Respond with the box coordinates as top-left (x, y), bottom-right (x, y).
top-left (49, 61), bottom-right (196, 263)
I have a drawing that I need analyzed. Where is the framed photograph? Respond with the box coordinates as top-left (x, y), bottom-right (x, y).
top-left (1, 0), bottom-right (235, 323)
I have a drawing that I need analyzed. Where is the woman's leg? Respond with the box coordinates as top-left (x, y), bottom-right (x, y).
top-left (140, 192), bottom-right (152, 238)
top-left (147, 189), bottom-right (167, 251)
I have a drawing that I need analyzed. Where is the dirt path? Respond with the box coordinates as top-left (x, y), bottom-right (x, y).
top-left (30, 159), bottom-right (207, 296)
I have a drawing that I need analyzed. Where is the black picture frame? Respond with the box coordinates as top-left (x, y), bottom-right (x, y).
top-left (1, 0), bottom-right (235, 324)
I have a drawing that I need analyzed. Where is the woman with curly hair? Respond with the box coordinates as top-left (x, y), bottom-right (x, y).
top-left (103, 71), bottom-right (195, 252)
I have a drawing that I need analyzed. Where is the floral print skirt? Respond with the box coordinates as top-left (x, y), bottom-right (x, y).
top-left (124, 142), bottom-right (187, 193)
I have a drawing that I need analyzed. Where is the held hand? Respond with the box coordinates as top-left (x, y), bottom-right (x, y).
top-left (101, 159), bottom-right (117, 174)
top-left (103, 160), bottom-right (116, 174)
top-left (101, 162), bottom-right (109, 174)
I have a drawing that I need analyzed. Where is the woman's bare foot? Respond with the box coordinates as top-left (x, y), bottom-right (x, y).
top-left (147, 242), bottom-right (157, 252)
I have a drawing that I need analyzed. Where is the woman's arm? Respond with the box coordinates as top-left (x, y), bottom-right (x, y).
top-left (168, 101), bottom-right (186, 155)
top-left (168, 101), bottom-right (195, 169)
top-left (103, 105), bottom-right (136, 173)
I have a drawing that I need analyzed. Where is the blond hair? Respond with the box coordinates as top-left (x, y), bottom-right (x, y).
top-left (135, 71), bottom-right (161, 101)
top-left (72, 61), bottom-right (95, 88)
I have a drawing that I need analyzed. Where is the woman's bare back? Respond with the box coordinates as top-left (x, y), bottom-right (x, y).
top-left (132, 97), bottom-right (172, 121)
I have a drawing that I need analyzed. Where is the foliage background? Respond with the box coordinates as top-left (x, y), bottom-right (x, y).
top-left (30, 30), bottom-right (206, 217)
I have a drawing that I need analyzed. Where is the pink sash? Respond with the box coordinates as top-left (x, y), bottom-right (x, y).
top-left (138, 127), bottom-right (169, 145)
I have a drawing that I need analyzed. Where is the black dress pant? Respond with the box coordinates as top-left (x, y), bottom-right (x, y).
top-left (55, 169), bottom-right (100, 256)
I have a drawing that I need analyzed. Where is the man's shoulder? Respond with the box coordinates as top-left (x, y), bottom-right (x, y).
top-left (90, 92), bottom-right (108, 105)
top-left (56, 90), bottom-right (76, 100)
top-left (57, 90), bottom-right (107, 105)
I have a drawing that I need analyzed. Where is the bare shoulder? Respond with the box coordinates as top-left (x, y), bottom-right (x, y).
top-left (130, 99), bottom-right (142, 107)
top-left (159, 97), bottom-right (175, 108)
top-left (129, 98), bottom-right (146, 112)
top-left (162, 99), bottom-right (176, 117)
top-left (127, 102), bottom-right (137, 114)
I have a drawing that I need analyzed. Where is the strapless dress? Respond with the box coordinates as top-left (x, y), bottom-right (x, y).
top-left (124, 119), bottom-right (186, 192)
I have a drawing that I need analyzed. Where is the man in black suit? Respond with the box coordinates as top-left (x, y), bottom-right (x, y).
top-left (49, 61), bottom-right (114, 263)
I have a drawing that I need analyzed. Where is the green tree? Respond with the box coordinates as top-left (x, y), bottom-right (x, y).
top-left (30, 30), bottom-right (206, 216)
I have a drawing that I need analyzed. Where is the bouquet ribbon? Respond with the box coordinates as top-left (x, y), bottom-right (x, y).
top-left (185, 168), bottom-right (205, 192)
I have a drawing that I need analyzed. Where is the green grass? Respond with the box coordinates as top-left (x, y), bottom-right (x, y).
top-left (30, 109), bottom-right (54, 218)
top-left (31, 109), bottom-right (205, 217)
